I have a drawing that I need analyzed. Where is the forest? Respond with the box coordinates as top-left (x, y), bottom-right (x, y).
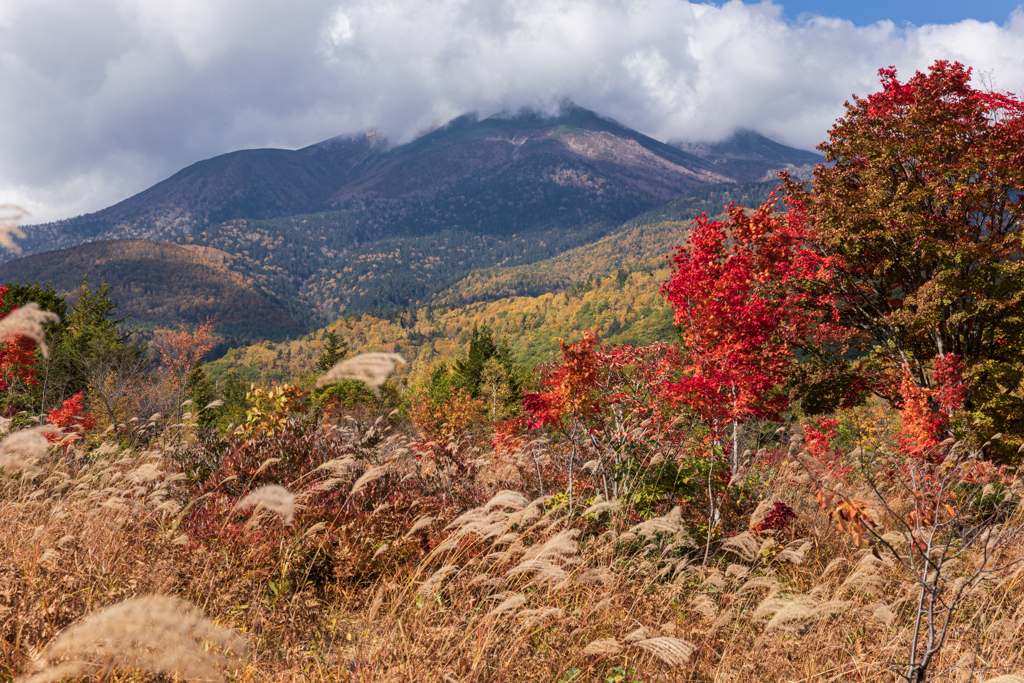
top-left (1, 61), bottom-right (1024, 682)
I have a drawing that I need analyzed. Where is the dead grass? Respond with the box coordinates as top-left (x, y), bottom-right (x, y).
top-left (1, 417), bottom-right (1023, 683)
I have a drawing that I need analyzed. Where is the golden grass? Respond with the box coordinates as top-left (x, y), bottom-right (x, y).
top-left (1, 420), bottom-right (1024, 683)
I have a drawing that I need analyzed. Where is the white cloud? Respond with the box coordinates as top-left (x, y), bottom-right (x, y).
top-left (2, 0), bottom-right (1024, 222)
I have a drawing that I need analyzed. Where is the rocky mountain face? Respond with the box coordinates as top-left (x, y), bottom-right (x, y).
top-left (9, 104), bottom-right (822, 336)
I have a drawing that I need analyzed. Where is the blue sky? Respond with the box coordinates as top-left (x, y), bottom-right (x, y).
top-left (776, 0), bottom-right (1022, 26)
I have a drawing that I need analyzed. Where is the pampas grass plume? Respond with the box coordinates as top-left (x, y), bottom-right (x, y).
top-left (17, 595), bottom-right (246, 683)
top-left (631, 637), bottom-right (697, 667)
top-left (235, 485), bottom-right (295, 525)
top-left (582, 638), bottom-right (622, 656)
top-left (0, 304), bottom-right (60, 357)
top-left (315, 352), bottom-right (406, 394)
top-left (351, 465), bottom-right (388, 496)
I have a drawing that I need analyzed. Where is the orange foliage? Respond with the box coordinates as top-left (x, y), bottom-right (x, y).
top-left (45, 392), bottom-right (96, 448)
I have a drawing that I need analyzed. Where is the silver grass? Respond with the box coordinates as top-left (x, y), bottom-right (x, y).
top-left (776, 540), bottom-right (812, 565)
top-left (810, 600), bottom-right (854, 620)
top-left (532, 528), bottom-right (580, 560)
top-left (748, 498), bottom-right (776, 530)
top-left (505, 559), bottom-right (566, 583)
top-left (840, 555), bottom-right (887, 593)
top-left (631, 637), bottom-right (697, 667)
top-left (869, 603), bottom-right (896, 627)
top-left (234, 485), bottom-right (295, 525)
top-left (0, 204), bottom-right (27, 254)
top-left (0, 426), bottom-right (59, 474)
top-left (755, 594), bottom-right (816, 630)
top-left (38, 549), bottom-right (59, 566)
top-left (822, 557), bottom-right (849, 576)
top-left (721, 531), bottom-right (760, 563)
top-left (629, 506), bottom-right (683, 538)
top-left (0, 304), bottom-right (60, 357)
top-left (314, 477), bottom-right (346, 492)
top-left (736, 576), bottom-right (779, 597)
top-left (491, 532), bottom-right (519, 547)
top-left (690, 594), bottom-right (718, 619)
top-left (486, 593), bottom-right (526, 617)
top-left (710, 609), bottom-right (735, 632)
top-left (127, 462), bottom-right (163, 484)
top-left (516, 607), bottom-right (563, 623)
top-left (624, 626), bottom-right (655, 643)
top-left (575, 568), bottom-right (612, 585)
top-left (251, 457), bottom-right (280, 478)
top-left (582, 499), bottom-right (621, 516)
top-left (351, 465), bottom-right (388, 496)
top-left (405, 515), bottom-right (434, 537)
top-left (483, 490), bottom-right (529, 510)
top-left (701, 572), bottom-right (726, 591)
top-left (316, 457), bottom-right (358, 476)
top-left (302, 522), bottom-right (328, 539)
top-left (725, 563), bottom-right (750, 580)
top-left (17, 595), bottom-right (246, 683)
top-left (315, 352), bottom-right (406, 394)
top-left (582, 638), bottom-right (622, 656)
top-left (418, 565), bottom-right (459, 595)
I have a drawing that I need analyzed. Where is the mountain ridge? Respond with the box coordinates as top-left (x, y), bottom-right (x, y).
top-left (8, 104), bottom-right (823, 335)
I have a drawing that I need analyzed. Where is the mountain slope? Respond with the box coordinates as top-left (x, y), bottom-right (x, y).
top-left (0, 240), bottom-right (306, 340)
top-left (15, 105), bottom-right (822, 327)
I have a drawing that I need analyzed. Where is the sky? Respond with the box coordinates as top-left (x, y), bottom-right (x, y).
top-left (2, 0), bottom-right (1024, 224)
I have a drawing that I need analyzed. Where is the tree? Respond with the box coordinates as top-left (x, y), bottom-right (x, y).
top-left (316, 329), bottom-right (348, 373)
top-left (784, 60), bottom-right (1024, 452)
top-left (661, 199), bottom-right (840, 469)
top-left (45, 276), bottom-right (145, 413)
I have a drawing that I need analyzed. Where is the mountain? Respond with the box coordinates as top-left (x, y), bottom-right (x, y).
top-left (0, 240), bottom-right (305, 340)
top-left (12, 104), bottom-right (823, 329)
top-left (673, 129), bottom-right (823, 182)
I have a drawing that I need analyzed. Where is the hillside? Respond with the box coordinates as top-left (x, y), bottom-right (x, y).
top-left (15, 105), bottom-right (821, 325)
top-left (434, 181), bottom-right (780, 305)
top-left (206, 250), bottom-right (680, 385)
top-left (0, 240), bottom-right (306, 340)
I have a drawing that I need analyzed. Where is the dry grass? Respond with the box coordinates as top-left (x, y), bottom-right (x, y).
top-left (1, 415), bottom-right (1024, 683)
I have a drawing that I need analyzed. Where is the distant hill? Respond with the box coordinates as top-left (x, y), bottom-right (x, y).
top-left (15, 104), bottom-right (822, 327)
top-left (0, 240), bottom-right (306, 341)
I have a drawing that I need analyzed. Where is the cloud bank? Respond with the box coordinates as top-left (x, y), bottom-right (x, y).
top-left (2, 0), bottom-right (1024, 222)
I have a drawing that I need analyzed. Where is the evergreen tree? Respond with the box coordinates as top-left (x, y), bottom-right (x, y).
top-left (316, 329), bottom-right (348, 373)
top-left (453, 324), bottom-right (497, 397)
top-left (186, 365), bottom-right (217, 429)
top-left (45, 276), bottom-right (146, 412)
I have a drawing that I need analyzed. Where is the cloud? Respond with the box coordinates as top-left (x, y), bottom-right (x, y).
top-left (2, 0), bottom-right (1024, 222)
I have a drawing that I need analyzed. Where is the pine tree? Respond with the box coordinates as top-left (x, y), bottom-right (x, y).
top-left (316, 329), bottom-right (348, 373)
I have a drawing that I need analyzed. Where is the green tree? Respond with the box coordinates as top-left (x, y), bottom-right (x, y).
top-left (316, 329), bottom-right (348, 373)
top-left (186, 365), bottom-right (217, 429)
top-left (45, 276), bottom-right (146, 414)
